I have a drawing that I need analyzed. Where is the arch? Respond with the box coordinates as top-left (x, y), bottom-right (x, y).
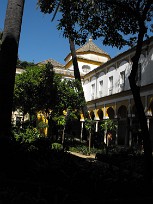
top-left (98, 71), bottom-right (105, 77)
top-left (131, 105), bottom-right (138, 117)
top-left (139, 53), bottom-right (145, 63)
top-left (90, 110), bottom-right (95, 120)
top-left (107, 107), bottom-right (115, 119)
top-left (84, 79), bottom-right (89, 85)
top-left (91, 76), bottom-right (96, 82)
top-left (117, 105), bottom-right (128, 118)
top-left (118, 60), bottom-right (128, 67)
top-left (107, 66), bottom-right (115, 72)
top-left (148, 98), bottom-right (153, 117)
top-left (149, 47), bottom-right (153, 60)
top-left (150, 103), bottom-right (153, 115)
top-left (97, 109), bottom-right (103, 120)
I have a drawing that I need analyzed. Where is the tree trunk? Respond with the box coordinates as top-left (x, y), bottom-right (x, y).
top-left (69, 38), bottom-right (81, 81)
top-left (0, 0), bottom-right (25, 139)
top-left (129, 21), bottom-right (152, 189)
top-left (69, 38), bottom-right (89, 118)
top-left (88, 130), bottom-right (91, 155)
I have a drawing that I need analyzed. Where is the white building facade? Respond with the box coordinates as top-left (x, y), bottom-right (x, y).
top-left (82, 37), bottom-right (153, 148)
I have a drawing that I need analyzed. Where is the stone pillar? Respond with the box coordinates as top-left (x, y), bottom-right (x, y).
top-left (129, 117), bottom-right (132, 146)
top-left (115, 119), bottom-right (118, 145)
top-left (80, 120), bottom-right (84, 142)
top-left (95, 121), bottom-right (99, 132)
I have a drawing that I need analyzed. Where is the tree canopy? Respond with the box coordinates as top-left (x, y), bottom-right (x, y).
top-left (38, 0), bottom-right (153, 47)
top-left (13, 63), bottom-right (85, 118)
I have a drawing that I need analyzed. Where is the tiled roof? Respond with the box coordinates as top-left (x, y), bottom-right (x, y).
top-left (55, 68), bottom-right (75, 77)
top-left (38, 58), bottom-right (64, 68)
top-left (76, 38), bottom-right (109, 56)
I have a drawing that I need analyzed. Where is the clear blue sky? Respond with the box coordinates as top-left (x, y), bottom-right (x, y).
top-left (0, 0), bottom-right (143, 65)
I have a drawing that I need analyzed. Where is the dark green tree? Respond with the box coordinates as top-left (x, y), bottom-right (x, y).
top-left (14, 63), bottom-right (61, 123)
top-left (14, 64), bottom-right (84, 137)
top-left (13, 65), bottom-right (45, 119)
top-left (54, 79), bottom-right (86, 116)
top-left (18, 60), bottom-right (35, 68)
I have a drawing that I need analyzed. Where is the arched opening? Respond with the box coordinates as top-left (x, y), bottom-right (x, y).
top-left (117, 105), bottom-right (128, 119)
top-left (131, 105), bottom-right (138, 117)
top-left (107, 107), bottom-right (115, 119)
top-left (117, 105), bottom-right (128, 145)
top-left (148, 100), bottom-right (153, 150)
top-left (130, 104), bottom-right (142, 146)
top-left (97, 109), bottom-right (103, 120)
top-left (90, 110), bottom-right (95, 120)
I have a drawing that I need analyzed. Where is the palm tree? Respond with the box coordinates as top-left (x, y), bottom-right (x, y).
top-left (0, 31), bottom-right (3, 49)
top-left (0, 0), bottom-right (25, 139)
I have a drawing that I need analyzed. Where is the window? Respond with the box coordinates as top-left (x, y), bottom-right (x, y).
top-left (99, 80), bottom-right (103, 97)
top-left (91, 84), bottom-right (95, 99)
top-left (120, 71), bottom-right (125, 85)
top-left (109, 76), bottom-right (113, 94)
top-left (82, 65), bottom-right (91, 73)
top-left (16, 116), bottom-right (21, 127)
top-left (136, 63), bottom-right (141, 86)
top-left (120, 71), bottom-right (125, 91)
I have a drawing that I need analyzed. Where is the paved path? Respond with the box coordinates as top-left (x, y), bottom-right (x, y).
top-left (68, 151), bottom-right (96, 159)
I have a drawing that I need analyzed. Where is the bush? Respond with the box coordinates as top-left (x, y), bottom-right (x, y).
top-left (69, 144), bottom-right (104, 155)
top-left (51, 142), bottom-right (63, 151)
top-left (13, 127), bottom-right (41, 143)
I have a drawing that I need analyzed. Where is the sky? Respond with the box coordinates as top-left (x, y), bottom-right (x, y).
top-left (0, 0), bottom-right (145, 65)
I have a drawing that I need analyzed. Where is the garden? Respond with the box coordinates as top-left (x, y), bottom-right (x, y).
top-left (0, 122), bottom-right (153, 203)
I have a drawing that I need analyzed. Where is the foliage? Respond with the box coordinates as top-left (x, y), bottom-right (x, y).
top-left (14, 63), bottom-right (84, 121)
top-left (54, 115), bottom-right (66, 127)
top-left (69, 144), bottom-right (104, 155)
top-left (13, 127), bottom-right (41, 143)
top-left (100, 119), bottom-right (117, 132)
top-left (51, 142), bottom-right (63, 150)
top-left (69, 145), bottom-right (90, 155)
top-left (13, 62), bottom-right (61, 117)
top-left (37, 121), bottom-right (49, 129)
top-left (53, 79), bottom-right (85, 116)
top-left (84, 118), bottom-right (95, 132)
top-left (38, 0), bottom-right (153, 47)
top-left (67, 110), bottom-right (79, 121)
top-left (17, 59), bottom-right (35, 68)
top-left (13, 65), bottom-right (46, 116)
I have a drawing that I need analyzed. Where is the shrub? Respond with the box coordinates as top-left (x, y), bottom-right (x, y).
top-left (13, 127), bottom-right (41, 143)
top-left (51, 142), bottom-right (63, 151)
